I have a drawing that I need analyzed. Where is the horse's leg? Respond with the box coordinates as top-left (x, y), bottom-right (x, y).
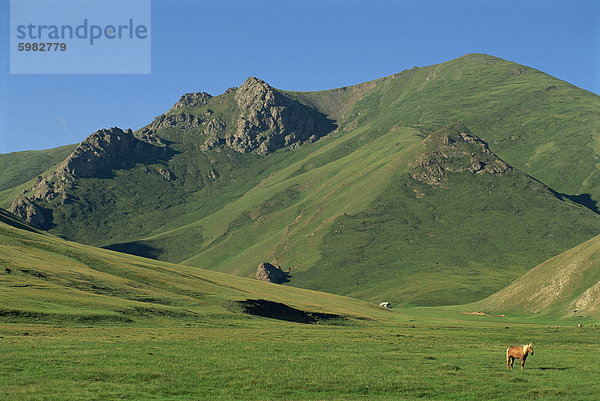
top-left (521, 355), bottom-right (527, 370)
top-left (509, 357), bottom-right (514, 369)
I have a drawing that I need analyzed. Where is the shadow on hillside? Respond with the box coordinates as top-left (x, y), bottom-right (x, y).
top-left (551, 191), bottom-right (600, 214)
top-left (560, 193), bottom-right (599, 214)
top-left (103, 241), bottom-right (163, 260)
top-left (88, 140), bottom-right (179, 180)
top-left (231, 299), bottom-right (346, 325)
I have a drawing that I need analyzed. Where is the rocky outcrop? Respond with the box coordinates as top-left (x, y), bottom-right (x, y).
top-left (10, 198), bottom-right (49, 229)
top-left (139, 78), bottom-right (335, 156)
top-left (171, 92), bottom-right (212, 110)
top-left (255, 262), bottom-right (290, 284)
top-left (224, 77), bottom-right (332, 154)
top-left (199, 77), bottom-right (335, 155)
top-left (10, 127), bottom-right (168, 229)
top-left (57, 128), bottom-right (140, 178)
top-left (412, 122), bottom-right (512, 186)
top-left (149, 113), bottom-right (203, 130)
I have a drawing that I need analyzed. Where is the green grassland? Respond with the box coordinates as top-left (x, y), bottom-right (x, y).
top-left (0, 210), bottom-right (385, 325)
top-left (3, 321), bottom-right (600, 400)
top-left (2, 213), bottom-right (600, 400)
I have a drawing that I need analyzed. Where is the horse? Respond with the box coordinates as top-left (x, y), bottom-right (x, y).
top-left (506, 343), bottom-right (534, 370)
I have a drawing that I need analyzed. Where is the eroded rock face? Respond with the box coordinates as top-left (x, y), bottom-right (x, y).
top-left (58, 128), bottom-right (138, 178)
top-left (412, 122), bottom-right (512, 186)
top-left (138, 77), bottom-right (335, 156)
top-left (10, 198), bottom-right (48, 228)
top-left (171, 92), bottom-right (212, 110)
top-left (224, 77), bottom-right (328, 154)
top-left (150, 113), bottom-right (203, 130)
top-left (10, 127), bottom-right (167, 229)
top-left (197, 77), bottom-right (334, 155)
top-left (255, 262), bottom-right (289, 284)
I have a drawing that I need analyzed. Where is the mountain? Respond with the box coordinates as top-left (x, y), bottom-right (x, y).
top-left (5, 53), bottom-right (600, 306)
top-left (473, 233), bottom-right (600, 319)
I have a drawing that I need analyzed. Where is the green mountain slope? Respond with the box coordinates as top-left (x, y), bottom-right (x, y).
top-left (176, 122), bottom-right (600, 306)
top-left (472, 233), bottom-right (600, 319)
top-left (5, 53), bottom-right (600, 307)
top-left (0, 208), bottom-right (386, 325)
top-left (342, 53), bottom-right (600, 202)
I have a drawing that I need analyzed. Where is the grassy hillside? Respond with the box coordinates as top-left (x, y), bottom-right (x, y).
top-left (172, 122), bottom-right (600, 306)
top-left (473, 234), bottom-right (600, 319)
top-left (0, 208), bottom-right (387, 325)
top-left (341, 53), bottom-right (600, 201)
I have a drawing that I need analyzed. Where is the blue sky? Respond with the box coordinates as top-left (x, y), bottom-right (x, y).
top-left (1, 0), bottom-right (598, 153)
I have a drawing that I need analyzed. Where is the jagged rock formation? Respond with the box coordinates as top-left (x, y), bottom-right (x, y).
top-left (171, 92), bottom-right (212, 110)
top-left (150, 113), bottom-right (204, 130)
top-left (226, 77), bottom-right (334, 154)
top-left (412, 122), bottom-right (512, 186)
top-left (255, 262), bottom-right (289, 284)
top-left (10, 198), bottom-right (49, 229)
top-left (10, 127), bottom-right (168, 229)
top-left (139, 78), bottom-right (334, 155)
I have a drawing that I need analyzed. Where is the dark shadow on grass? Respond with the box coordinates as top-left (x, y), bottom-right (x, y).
top-left (560, 193), bottom-right (599, 214)
top-left (232, 299), bottom-right (346, 325)
top-left (535, 367), bottom-right (572, 371)
top-left (551, 191), bottom-right (600, 214)
top-left (103, 241), bottom-right (163, 259)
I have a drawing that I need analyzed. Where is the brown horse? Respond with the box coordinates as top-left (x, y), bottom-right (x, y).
top-left (506, 343), bottom-right (534, 370)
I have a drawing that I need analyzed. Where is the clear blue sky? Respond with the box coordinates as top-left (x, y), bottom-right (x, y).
top-left (1, 0), bottom-right (598, 153)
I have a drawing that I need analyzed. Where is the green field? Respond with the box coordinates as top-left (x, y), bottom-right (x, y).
top-left (2, 315), bottom-right (599, 400)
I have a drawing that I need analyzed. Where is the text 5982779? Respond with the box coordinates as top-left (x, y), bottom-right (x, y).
top-left (18, 43), bottom-right (67, 51)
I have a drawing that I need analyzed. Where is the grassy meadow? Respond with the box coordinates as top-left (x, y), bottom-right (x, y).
top-left (1, 315), bottom-right (599, 400)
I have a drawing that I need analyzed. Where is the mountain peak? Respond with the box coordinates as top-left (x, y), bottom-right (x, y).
top-left (171, 91), bottom-right (212, 110)
top-left (235, 76), bottom-right (276, 109)
top-left (241, 76), bottom-right (267, 86)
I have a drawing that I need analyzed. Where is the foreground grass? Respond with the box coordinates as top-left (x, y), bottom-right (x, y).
top-left (1, 315), bottom-right (598, 400)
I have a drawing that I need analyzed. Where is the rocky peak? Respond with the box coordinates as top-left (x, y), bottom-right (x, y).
top-left (202, 76), bottom-right (336, 155)
top-left (171, 92), bottom-right (212, 110)
top-left (136, 78), bottom-right (335, 156)
top-left (234, 77), bottom-right (278, 109)
top-left (58, 127), bottom-right (138, 179)
top-left (412, 122), bottom-right (512, 186)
